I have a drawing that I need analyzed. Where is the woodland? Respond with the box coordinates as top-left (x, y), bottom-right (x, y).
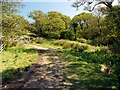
top-left (0, 0), bottom-right (120, 89)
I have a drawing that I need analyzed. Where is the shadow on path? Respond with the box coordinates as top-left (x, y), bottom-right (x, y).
top-left (1, 45), bottom-right (65, 89)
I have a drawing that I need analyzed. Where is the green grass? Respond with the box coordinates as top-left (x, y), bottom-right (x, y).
top-left (1, 44), bottom-right (37, 83)
top-left (31, 37), bottom-right (99, 52)
top-left (31, 37), bottom-right (62, 49)
top-left (31, 38), bottom-right (118, 88)
top-left (58, 49), bottom-right (118, 88)
top-left (1, 38), bottom-right (118, 88)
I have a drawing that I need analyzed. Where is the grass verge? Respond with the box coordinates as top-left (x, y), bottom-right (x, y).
top-left (1, 44), bottom-right (37, 83)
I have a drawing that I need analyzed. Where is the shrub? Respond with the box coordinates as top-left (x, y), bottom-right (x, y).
top-left (77, 45), bottom-right (88, 52)
top-left (77, 38), bottom-right (87, 43)
top-left (99, 46), bottom-right (110, 53)
top-left (60, 30), bottom-right (75, 40)
top-left (36, 37), bottom-right (45, 44)
top-left (86, 40), bottom-right (92, 44)
top-left (8, 41), bottom-right (18, 47)
top-left (54, 40), bottom-right (88, 52)
top-left (48, 33), bottom-right (60, 39)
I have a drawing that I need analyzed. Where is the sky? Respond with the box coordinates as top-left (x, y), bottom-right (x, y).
top-left (19, 1), bottom-right (85, 22)
top-left (19, 0), bottom-right (118, 23)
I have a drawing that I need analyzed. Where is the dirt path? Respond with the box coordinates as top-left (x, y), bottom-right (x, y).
top-left (2, 44), bottom-right (65, 88)
top-left (24, 44), bottom-right (49, 50)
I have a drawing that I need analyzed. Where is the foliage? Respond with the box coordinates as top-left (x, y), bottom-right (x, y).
top-left (1, 1), bottom-right (120, 88)
top-left (71, 0), bottom-right (116, 11)
top-left (103, 6), bottom-right (120, 54)
top-left (1, 45), bottom-right (37, 83)
top-left (2, 14), bottom-right (29, 45)
top-left (59, 47), bottom-right (118, 88)
top-left (71, 12), bottom-right (98, 40)
top-left (28, 10), bottom-right (48, 36)
top-left (60, 30), bottom-right (75, 40)
top-left (2, 1), bottom-right (29, 45)
top-left (2, 1), bottom-right (23, 14)
top-left (54, 39), bottom-right (97, 52)
top-left (28, 11), bottom-right (71, 39)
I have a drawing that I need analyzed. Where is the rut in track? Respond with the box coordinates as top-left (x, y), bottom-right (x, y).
top-left (22, 49), bottom-right (65, 88)
top-left (1, 46), bottom-right (66, 88)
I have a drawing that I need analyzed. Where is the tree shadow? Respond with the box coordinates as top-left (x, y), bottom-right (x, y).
top-left (1, 66), bottom-right (31, 85)
top-left (1, 49), bottom-right (65, 89)
top-left (22, 48), bottom-right (38, 53)
top-left (1, 48), bottom-right (118, 89)
top-left (58, 49), bottom-right (118, 89)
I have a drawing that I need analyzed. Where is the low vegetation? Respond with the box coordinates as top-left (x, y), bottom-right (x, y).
top-left (1, 44), bottom-right (37, 83)
top-left (1, 1), bottom-right (120, 89)
top-left (1, 38), bottom-right (118, 88)
top-left (59, 49), bottom-right (117, 88)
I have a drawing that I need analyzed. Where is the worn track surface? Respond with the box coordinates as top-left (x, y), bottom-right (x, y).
top-left (1, 45), bottom-right (66, 89)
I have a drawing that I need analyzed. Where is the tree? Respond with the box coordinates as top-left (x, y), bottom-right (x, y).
top-left (1, 1), bottom-right (26, 45)
top-left (61, 15), bottom-right (71, 29)
top-left (28, 10), bottom-right (48, 36)
top-left (2, 13), bottom-right (29, 44)
top-left (71, 0), bottom-right (120, 88)
top-left (28, 10), bottom-right (46, 21)
top-left (1, 1), bottom-right (23, 14)
top-left (28, 11), bottom-right (70, 39)
top-left (103, 7), bottom-right (120, 88)
top-left (71, 0), bottom-right (117, 11)
top-left (93, 7), bottom-right (104, 36)
top-left (46, 11), bottom-right (66, 39)
top-left (48, 11), bottom-right (71, 30)
top-left (71, 12), bottom-right (97, 40)
top-left (47, 11), bottom-right (71, 39)
top-left (103, 6), bottom-right (120, 55)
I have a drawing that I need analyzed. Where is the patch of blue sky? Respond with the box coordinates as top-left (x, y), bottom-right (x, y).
top-left (19, 0), bottom-right (118, 23)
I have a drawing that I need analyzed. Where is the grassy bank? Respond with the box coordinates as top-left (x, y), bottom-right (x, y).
top-left (58, 49), bottom-right (117, 88)
top-left (1, 44), bottom-right (37, 83)
top-left (1, 38), bottom-right (118, 88)
top-left (30, 38), bottom-right (118, 88)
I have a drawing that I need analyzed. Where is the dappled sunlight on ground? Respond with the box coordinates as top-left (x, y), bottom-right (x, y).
top-left (1, 40), bottom-right (118, 89)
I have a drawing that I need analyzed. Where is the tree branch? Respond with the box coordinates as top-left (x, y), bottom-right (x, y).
top-left (72, 0), bottom-right (114, 11)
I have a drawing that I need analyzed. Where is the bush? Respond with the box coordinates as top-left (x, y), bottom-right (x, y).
top-left (48, 33), bottom-right (60, 39)
top-left (36, 37), bottom-right (46, 44)
top-left (86, 40), bottom-right (92, 44)
top-left (78, 45), bottom-right (88, 52)
top-left (30, 37), bottom-right (47, 44)
top-left (109, 43), bottom-right (120, 54)
top-left (99, 46), bottom-right (110, 53)
top-left (77, 38), bottom-right (87, 43)
top-left (60, 30), bottom-right (75, 40)
top-left (54, 40), bottom-right (88, 52)
top-left (77, 38), bottom-right (92, 45)
top-left (8, 41), bottom-right (18, 47)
